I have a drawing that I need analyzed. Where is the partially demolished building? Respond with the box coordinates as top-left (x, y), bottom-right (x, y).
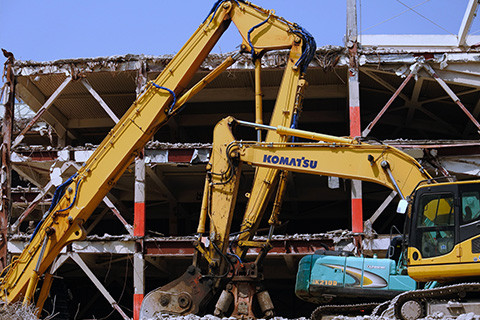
top-left (3, 1), bottom-right (480, 319)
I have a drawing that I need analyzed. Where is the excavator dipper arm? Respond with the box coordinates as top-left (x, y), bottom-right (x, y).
top-left (140, 1), bottom-right (316, 318)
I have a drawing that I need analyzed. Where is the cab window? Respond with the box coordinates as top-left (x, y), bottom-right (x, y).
top-left (461, 191), bottom-right (480, 224)
top-left (417, 193), bottom-right (454, 258)
top-left (417, 193), bottom-right (454, 227)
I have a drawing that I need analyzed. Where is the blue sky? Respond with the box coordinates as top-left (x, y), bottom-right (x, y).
top-left (0, 0), bottom-right (478, 66)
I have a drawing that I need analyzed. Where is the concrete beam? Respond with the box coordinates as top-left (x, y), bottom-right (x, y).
top-left (431, 68), bottom-right (480, 88)
top-left (439, 156), bottom-right (480, 176)
top-left (361, 34), bottom-right (480, 51)
top-left (8, 236), bottom-right (395, 256)
top-left (68, 117), bottom-right (115, 129)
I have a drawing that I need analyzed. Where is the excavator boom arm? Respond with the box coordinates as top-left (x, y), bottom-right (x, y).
top-left (239, 141), bottom-right (431, 198)
top-left (0, 0), bottom-right (315, 307)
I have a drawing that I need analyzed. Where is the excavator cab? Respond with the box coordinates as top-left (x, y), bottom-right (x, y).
top-left (407, 181), bottom-right (480, 282)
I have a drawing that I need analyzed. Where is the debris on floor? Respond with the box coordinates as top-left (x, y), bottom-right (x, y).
top-left (0, 301), bottom-right (38, 320)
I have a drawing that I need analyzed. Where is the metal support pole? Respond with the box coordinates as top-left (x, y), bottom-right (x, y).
top-left (365, 190), bottom-right (398, 227)
top-left (10, 180), bottom-right (54, 233)
top-left (11, 161), bottom-right (80, 232)
top-left (12, 76), bottom-right (71, 148)
top-left (0, 49), bottom-right (15, 270)
top-left (70, 253), bottom-right (130, 320)
top-left (362, 63), bottom-right (422, 137)
top-left (81, 78), bottom-right (119, 124)
top-left (134, 150), bottom-right (145, 320)
top-left (134, 153), bottom-right (146, 238)
top-left (104, 196), bottom-right (134, 236)
top-left (458, 0), bottom-right (479, 47)
top-left (422, 63), bottom-right (480, 134)
top-left (347, 0), bottom-right (363, 234)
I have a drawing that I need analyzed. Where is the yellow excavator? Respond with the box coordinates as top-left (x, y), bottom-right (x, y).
top-left (142, 115), bottom-right (480, 320)
top-left (0, 0), bottom-right (316, 317)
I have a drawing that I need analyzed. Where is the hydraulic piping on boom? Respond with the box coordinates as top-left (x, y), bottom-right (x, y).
top-left (0, 0), bottom-right (316, 318)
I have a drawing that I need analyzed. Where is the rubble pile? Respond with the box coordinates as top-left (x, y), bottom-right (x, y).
top-left (0, 302), bottom-right (38, 320)
top-left (143, 315), bottom-right (308, 320)
top-left (134, 312), bottom-right (480, 320)
top-left (329, 313), bottom-right (480, 320)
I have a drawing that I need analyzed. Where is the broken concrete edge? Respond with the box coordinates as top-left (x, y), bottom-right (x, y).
top-left (8, 230), bottom-right (394, 256)
top-left (13, 141), bottom-right (213, 152)
top-left (11, 139), bottom-right (480, 155)
top-left (12, 142), bottom-right (212, 165)
top-left (11, 46), bottom-right (480, 77)
top-left (8, 229), bottom-right (372, 242)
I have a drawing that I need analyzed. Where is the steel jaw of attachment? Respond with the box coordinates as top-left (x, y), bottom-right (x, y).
top-left (139, 265), bottom-right (214, 319)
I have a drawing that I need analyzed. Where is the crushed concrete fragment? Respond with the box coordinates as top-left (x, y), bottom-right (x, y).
top-left (139, 312), bottom-right (480, 320)
top-left (9, 230), bottom-right (363, 242)
top-left (10, 232), bottom-right (135, 241)
top-left (11, 186), bottom-right (41, 193)
top-left (13, 142), bottom-right (212, 152)
top-left (328, 312), bottom-right (480, 320)
top-left (0, 301), bottom-right (38, 320)
top-left (145, 141), bottom-right (212, 149)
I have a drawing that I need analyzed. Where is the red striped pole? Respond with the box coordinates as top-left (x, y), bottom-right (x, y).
top-left (133, 150), bottom-right (145, 320)
top-left (347, 0), bottom-right (363, 233)
top-left (349, 94), bottom-right (362, 233)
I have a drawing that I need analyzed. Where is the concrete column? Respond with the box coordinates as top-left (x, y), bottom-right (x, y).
top-left (133, 151), bottom-right (145, 320)
top-left (133, 62), bottom-right (147, 320)
top-left (347, 0), bottom-right (363, 233)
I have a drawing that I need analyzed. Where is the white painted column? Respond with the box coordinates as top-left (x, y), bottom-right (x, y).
top-left (347, 0), bottom-right (363, 233)
top-left (133, 64), bottom-right (147, 320)
top-left (133, 152), bottom-right (145, 320)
